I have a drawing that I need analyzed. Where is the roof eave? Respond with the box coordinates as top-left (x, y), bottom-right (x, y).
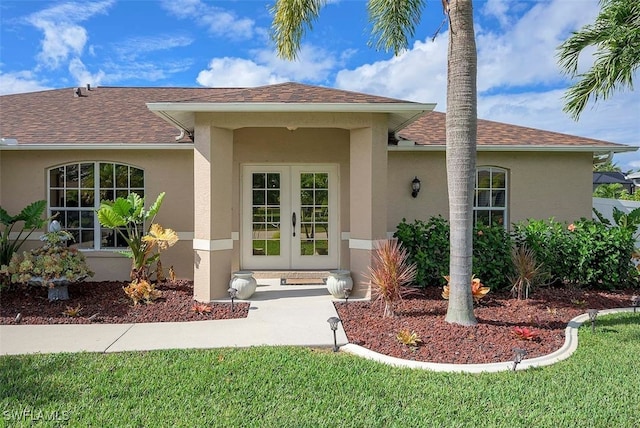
top-left (0, 143), bottom-right (193, 151)
top-left (388, 144), bottom-right (638, 154)
top-left (146, 102), bottom-right (437, 134)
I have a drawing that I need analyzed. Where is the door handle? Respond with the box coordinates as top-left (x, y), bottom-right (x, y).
top-left (292, 212), bottom-right (296, 237)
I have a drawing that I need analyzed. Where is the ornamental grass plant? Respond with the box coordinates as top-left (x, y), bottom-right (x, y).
top-left (368, 239), bottom-right (417, 318)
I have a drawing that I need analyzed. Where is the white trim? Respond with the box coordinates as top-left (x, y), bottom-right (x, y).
top-left (232, 232), bottom-right (239, 241)
top-left (349, 239), bottom-right (379, 250)
top-left (147, 102), bottom-right (435, 114)
top-left (341, 232), bottom-right (350, 241)
top-left (8, 232), bottom-right (43, 241)
top-left (0, 143), bottom-right (193, 151)
top-left (388, 145), bottom-right (638, 154)
top-left (193, 238), bottom-right (234, 251)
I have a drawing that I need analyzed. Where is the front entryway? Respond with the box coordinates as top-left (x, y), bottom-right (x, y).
top-left (241, 164), bottom-right (339, 270)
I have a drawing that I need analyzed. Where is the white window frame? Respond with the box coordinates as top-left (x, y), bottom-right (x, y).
top-left (47, 161), bottom-right (145, 250)
top-left (474, 166), bottom-right (508, 228)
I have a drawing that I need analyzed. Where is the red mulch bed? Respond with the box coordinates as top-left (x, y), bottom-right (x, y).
top-left (335, 286), bottom-right (638, 364)
top-left (2, 280), bottom-right (637, 364)
top-left (0, 280), bottom-right (249, 325)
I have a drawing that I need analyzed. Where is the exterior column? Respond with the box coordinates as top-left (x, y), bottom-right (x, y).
top-left (349, 120), bottom-right (388, 298)
top-left (193, 117), bottom-right (234, 301)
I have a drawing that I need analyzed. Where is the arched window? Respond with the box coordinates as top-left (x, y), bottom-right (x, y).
top-left (474, 167), bottom-right (508, 228)
top-left (48, 162), bottom-right (144, 249)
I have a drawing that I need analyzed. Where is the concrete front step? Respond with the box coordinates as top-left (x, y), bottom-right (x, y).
top-left (251, 270), bottom-right (332, 280)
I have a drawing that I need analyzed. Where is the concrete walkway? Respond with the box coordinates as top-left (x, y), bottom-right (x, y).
top-left (2, 281), bottom-right (635, 374)
top-left (0, 279), bottom-right (349, 355)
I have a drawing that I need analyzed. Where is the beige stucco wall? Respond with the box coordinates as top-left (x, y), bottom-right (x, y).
top-left (1, 141), bottom-right (595, 286)
top-left (232, 127), bottom-right (352, 269)
top-left (0, 149), bottom-right (194, 281)
top-left (387, 150), bottom-right (594, 231)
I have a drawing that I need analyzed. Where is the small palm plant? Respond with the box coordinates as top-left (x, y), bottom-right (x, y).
top-left (368, 239), bottom-right (417, 318)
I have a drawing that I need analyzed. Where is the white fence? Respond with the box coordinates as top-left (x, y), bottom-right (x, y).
top-left (592, 197), bottom-right (640, 223)
top-left (593, 197), bottom-right (640, 248)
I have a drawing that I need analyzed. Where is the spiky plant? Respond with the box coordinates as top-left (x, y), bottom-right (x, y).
top-left (368, 239), bottom-right (417, 318)
top-left (509, 245), bottom-right (546, 300)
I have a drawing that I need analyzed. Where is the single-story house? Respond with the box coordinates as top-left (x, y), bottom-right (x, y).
top-left (0, 82), bottom-right (636, 300)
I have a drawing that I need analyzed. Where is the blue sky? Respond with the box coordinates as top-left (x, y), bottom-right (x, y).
top-left (1, 0), bottom-right (638, 169)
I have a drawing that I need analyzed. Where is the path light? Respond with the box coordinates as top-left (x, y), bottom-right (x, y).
top-left (588, 309), bottom-right (599, 333)
top-left (631, 295), bottom-right (639, 313)
top-left (327, 317), bottom-right (341, 352)
top-left (343, 285), bottom-right (352, 304)
top-left (512, 348), bottom-right (527, 371)
top-left (228, 287), bottom-right (238, 312)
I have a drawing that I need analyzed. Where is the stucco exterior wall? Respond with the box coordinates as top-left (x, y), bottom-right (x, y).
top-left (387, 150), bottom-right (594, 231)
top-left (232, 127), bottom-right (351, 269)
top-left (0, 149), bottom-right (194, 281)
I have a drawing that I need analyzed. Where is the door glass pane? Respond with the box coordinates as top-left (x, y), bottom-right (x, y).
top-left (252, 172), bottom-right (280, 256)
top-left (299, 172), bottom-right (329, 257)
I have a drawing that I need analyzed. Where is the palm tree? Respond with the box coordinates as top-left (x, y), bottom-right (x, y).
top-left (557, 0), bottom-right (639, 120)
top-left (271, 0), bottom-right (478, 325)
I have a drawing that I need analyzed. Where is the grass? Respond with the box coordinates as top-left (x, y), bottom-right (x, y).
top-left (1, 313), bottom-right (639, 427)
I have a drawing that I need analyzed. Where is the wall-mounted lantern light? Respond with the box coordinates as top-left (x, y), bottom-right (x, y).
top-left (411, 176), bottom-right (421, 198)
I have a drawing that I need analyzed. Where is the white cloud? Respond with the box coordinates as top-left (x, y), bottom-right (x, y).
top-left (26, 0), bottom-right (114, 69)
top-left (161, 0), bottom-right (257, 40)
top-left (251, 45), bottom-right (339, 82)
top-left (113, 35), bottom-right (194, 62)
top-left (196, 57), bottom-right (287, 87)
top-left (476, 0), bottom-right (601, 91)
top-left (0, 71), bottom-right (49, 95)
top-left (335, 36), bottom-right (448, 105)
top-left (197, 43), bottom-right (344, 87)
top-left (68, 58), bottom-right (105, 87)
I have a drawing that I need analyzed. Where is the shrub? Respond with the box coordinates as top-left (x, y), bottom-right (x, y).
top-left (394, 217), bottom-right (449, 287)
top-left (473, 224), bottom-right (513, 290)
top-left (395, 217), bottom-right (513, 290)
top-left (513, 218), bottom-right (636, 289)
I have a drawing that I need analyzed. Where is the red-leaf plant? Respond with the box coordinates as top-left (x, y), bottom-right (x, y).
top-left (513, 326), bottom-right (539, 341)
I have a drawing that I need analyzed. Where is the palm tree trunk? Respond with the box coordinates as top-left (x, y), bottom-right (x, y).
top-left (444, 0), bottom-right (478, 326)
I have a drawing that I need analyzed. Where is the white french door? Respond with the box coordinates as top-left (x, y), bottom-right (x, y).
top-left (241, 164), bottom-right (339, 270)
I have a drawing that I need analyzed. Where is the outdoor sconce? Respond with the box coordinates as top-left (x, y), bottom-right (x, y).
top-left (512, 348), bottom-right (527, 371)
top-left (588, 309), bottom-right (599, 333)
top-left (411, 176), bottom-right (421, 198)
top-left (632, 295), bottom-right (639, 313)
top-left (327, 317), bottom-right (341, 352)
top-left (228, 287), bottom-right (238, 313)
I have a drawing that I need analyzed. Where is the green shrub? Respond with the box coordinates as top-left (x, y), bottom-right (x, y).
top-left (394, 217), bottom-right (513, 290)
top-left (394, 217), bottom-right (449, 287)
top-left (473, 224), bottom-right (513, 291)
top-left (513, 218), bottom-right (636, 289)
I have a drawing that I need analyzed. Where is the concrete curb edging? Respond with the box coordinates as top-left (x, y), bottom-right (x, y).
top-left (340, 307), bottom-right (637, 373)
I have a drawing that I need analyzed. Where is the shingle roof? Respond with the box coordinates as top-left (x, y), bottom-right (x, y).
top-left (0, 83), bottom-right (634, 152)
top-left (397, 110), bottom-right (631, 149)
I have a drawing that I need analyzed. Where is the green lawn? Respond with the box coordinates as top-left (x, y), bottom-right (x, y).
top-left (2, 313), bottom-right (639, 427)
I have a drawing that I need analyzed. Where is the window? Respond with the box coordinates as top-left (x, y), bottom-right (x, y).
top-left (474, 167), bottom-right (508, 227)
top-left (48, 162), bottom-right (144, 249)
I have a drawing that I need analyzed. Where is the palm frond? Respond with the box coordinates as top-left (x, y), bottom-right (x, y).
top-left (271, 0), bottom-right (327, 60)
top-left (367, 0), bottom-right (425, 54)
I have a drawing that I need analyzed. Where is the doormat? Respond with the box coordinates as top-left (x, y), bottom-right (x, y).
top-left (280, 278), bottom-right (327, 285)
